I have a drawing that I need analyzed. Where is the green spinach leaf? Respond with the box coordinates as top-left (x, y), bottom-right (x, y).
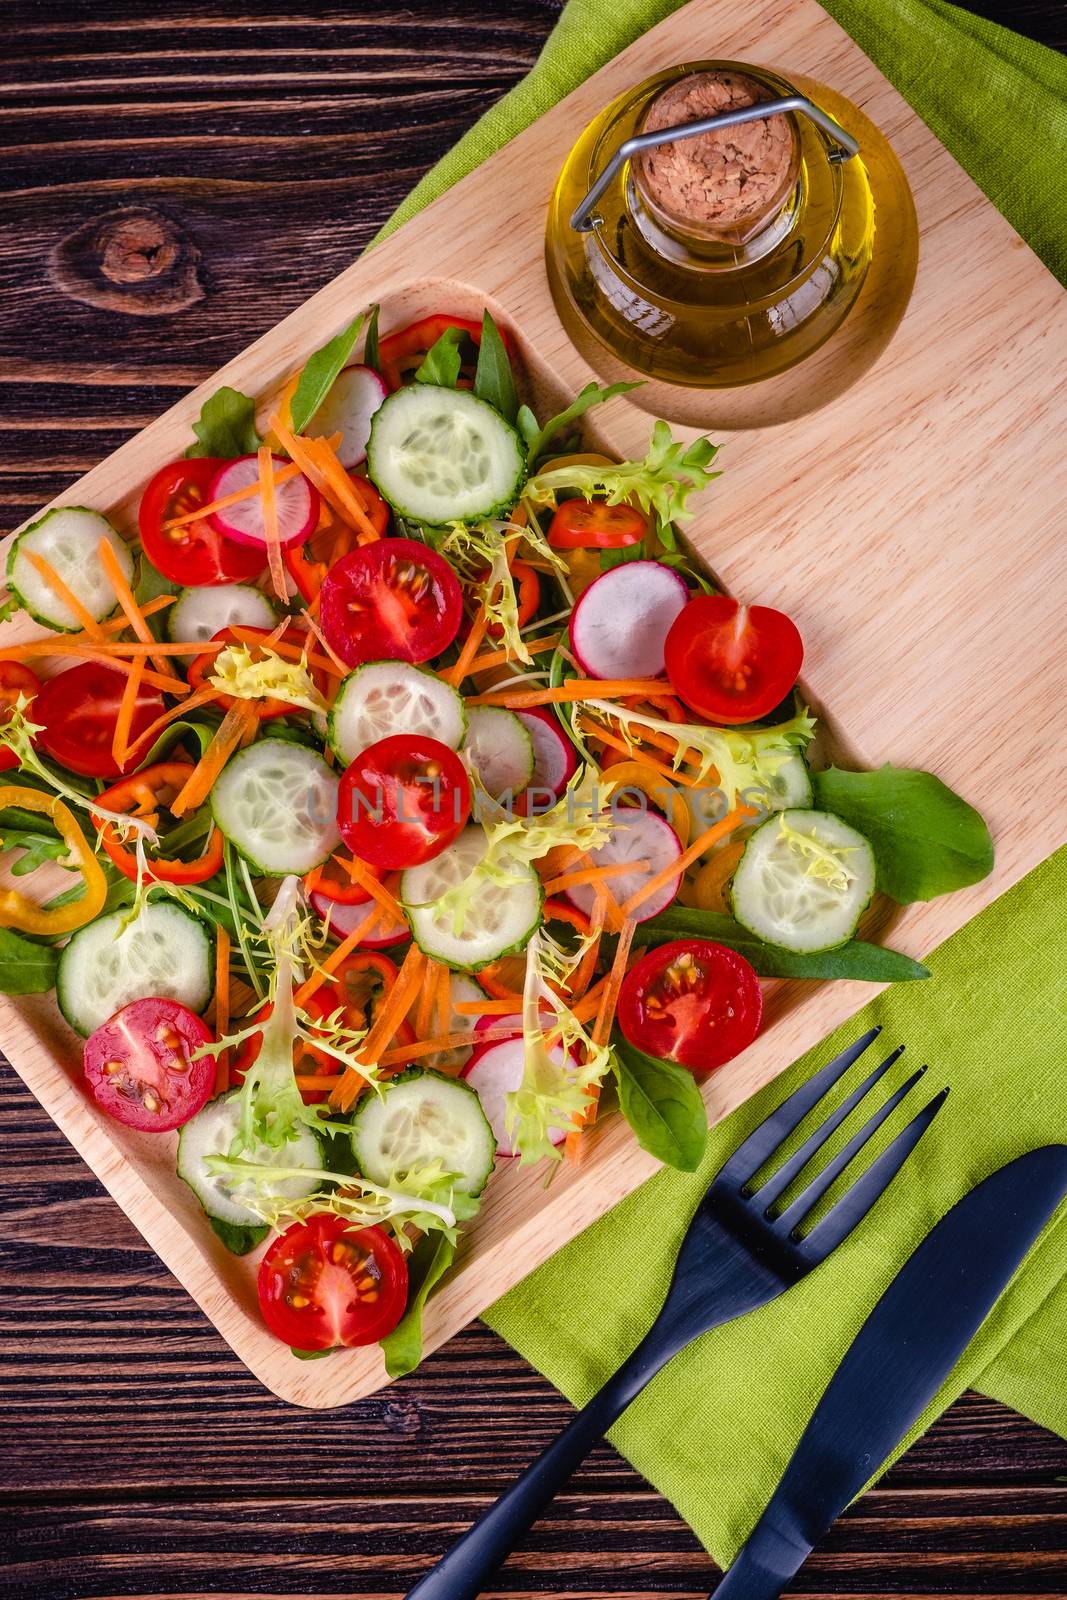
top-left (186, 386), bottom-right (262, 459)
top-left (381, 1233), bottom-right (457, 1379)
top-left (473, 310), bottom-right (518, 423)
top-left (415, 327), bottom-right (464, 388)
top-left (812, 764), bottom-right (994, 904)
top-left (613, 1037), bottom-right (707, 1172)
top-left (290, 309), bottom-right (367, 434)
top-left (0, 927), bottom-right (59, 994)
top-left (635, 907), bottom-right (930, 982)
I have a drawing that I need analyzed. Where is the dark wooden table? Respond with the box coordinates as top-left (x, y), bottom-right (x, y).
top-left (3, 3), bottom-right (1066, 1596)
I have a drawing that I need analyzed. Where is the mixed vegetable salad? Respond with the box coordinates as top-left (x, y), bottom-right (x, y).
top-left (0, 306), bottom-right (994, 1372)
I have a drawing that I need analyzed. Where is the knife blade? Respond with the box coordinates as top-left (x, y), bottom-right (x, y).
top-left (713, 1143), bottom-right (1067, 1600)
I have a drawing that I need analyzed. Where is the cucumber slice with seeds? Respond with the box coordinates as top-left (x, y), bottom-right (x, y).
top-left (350, 1067), bottom-right (495, 1197)
top-left (731, 808), bottom-right (875, 954)
top-left (8, 508), bottom-right (133, 633)
top-left (178, 1095), bottom-right (323, 1226)
top-left (328, 660), bottom-right (466, 766)
top-left (367, 384), bottom-right (525, 524)
top-left (167, 583), bottom-right (278, 644)
top-left (211, 741), bottom-right (340, 875)
top-left (401, 825), bottom-right (542, 971)
top-left (463, 706), bottom-right (534, 801)
top-left (57, 901), bottom-right (214, 1037)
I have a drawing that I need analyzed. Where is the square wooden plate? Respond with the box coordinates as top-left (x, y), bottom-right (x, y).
top-left (2, 0), bottom-right (1065, 1406)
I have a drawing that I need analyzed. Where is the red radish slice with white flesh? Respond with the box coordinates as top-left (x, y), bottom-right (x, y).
top-left (569, 560), bottom-right (689, 680)
top-left (566, 808), bottom-right (682, 923)
top-left (515, 709), bottom-right (578, 799)
top-left (209, 454), bottom-right (319, 549)
top-left (309, 890), bottom-right (409, 948)
top-left (473, 1011), bottom-right (522, 1038)
top-left (305, 364), bottom-right (387, 468)
top-left (463, 1035), bottom-right (575, 1156)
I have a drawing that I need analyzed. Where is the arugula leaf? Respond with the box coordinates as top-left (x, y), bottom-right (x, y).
top-left (1, 829), bottom-right (70, 876)
top-left (525, 380), bottom-right (641, 467)
top-left (416, 327), bottom-right (464, 388)
top-left (363, 302), bottom-right (381, 376)
top-left (381, 1232), bottom-right (457, 1379)
top-left (186, 386), bottom-right (262, 459)
top-left (208, 1215), bottom-right (268, 1256)
top-left (812, 764), bottom-right (994, 904)
top-left (473, 310), bottom-right (518, 423)
top-left (613, 1037), bottom-right (708, 1172)
top-left (137, 716), bottom-right (217, 770)
top-left (0, 927), bottom-right (59, 995)
top-left (516, 404), bottom-right (540, 451)
top-left (290, 309), bottom-right (366, 434)
top-left (635, 907), bottom-right (931, 982)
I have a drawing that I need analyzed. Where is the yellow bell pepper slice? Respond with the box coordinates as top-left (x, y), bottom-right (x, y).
top-left (0, 784), bottom-right (107, 935)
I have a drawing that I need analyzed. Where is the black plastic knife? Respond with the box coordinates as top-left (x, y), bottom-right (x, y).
top-left (713, 1143), bottom-right (1067, 1600)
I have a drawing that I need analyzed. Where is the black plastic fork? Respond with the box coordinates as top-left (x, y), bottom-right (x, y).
top-left (404, 1026), bottom-right (947, 1600)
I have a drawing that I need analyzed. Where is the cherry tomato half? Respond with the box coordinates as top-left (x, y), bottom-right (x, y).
top-left (338, 734), bottom-right (470, 870)
top-left (664, 595), bottom-right (803, 726)
top-left (257, 1216), bottom-right (408, 1350)
top-left (319, 537), bottom-right (463, 668)
top-left (617, 939), bottom-right (763, 1073)
top-left (138, 458), bottom-right (267, 588)
top-left (33, 661), bottom-right (165, 779)
top-left (548, 499), bottom-right (648, 550)
top-left (0, 661), bottom-right (40, 772)
top-left (83, 998), bottom-right (215, 1132)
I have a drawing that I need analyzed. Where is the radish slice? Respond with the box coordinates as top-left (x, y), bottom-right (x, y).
top-left (305, 364), bottom-right (388, 469)
top-left (566, 808), bottom-right (682, 923)
top-left (462, 1035), bottom-right (573, 1156)
top-left (309, 889), bottom-right (409, 948)
top-left (474, 1011), bottom-right (522, 1038)
top-left (209, 454), bottom-right (319, 549)
top-left (569, 560), bottom-right (688, 680)
top-left (515, 709), bottom-right (578, 800)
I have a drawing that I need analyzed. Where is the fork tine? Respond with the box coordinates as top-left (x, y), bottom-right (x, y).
top-left (797, 1087), bottom-right (949, 1263)
top-left (718, 1026), bottom-right (883, 1187)
top-left (772, 1065), bottom-right (927, 1233)
top-left (751, 1045), bottom-right (906, 1211)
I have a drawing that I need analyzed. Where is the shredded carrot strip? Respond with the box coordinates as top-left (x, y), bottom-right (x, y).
top-left (214, 927), bottom-right (231, 1095)
top-left (465, 633), bottom-right (562, 676)
top-left (542, 859), bottom-right (649, 897)
top-left (568, 889), bottom-right (606, 1002)
top-left (2, 638), bottom-right (200, 660)
top-left (0, 637), bottom-right (188, 695)
top-left (454, 996), bottom-right (521, 1016)
top-left (331, 946), bottom-right (424, 1110)
top-left (227, 627), bottom-right (342, 678)
top-left (292, 903), bottom-right (385, 1008)
top-left (621, 807), bottom-right (756, 916)
top-left (23, 550), bottom-right (107, 638)
top-left (576, 718), bottom-right (704, 788)
top-left (96, 535), bottom-right (173, 681)
top-left (300, 607), bottom-right (351, 678)
top-left (379, 1021), bottom-right (518, 1067)
top-left (592, 916), bottom-right (638, 1049)
top-left (99, 595), bottom-right (175, 633)
top-left (304, 437), bottom-right (381, 543)
top-left (122, 682), bottom-right (222, 760)
top-left (162, 460), bottom-right (302, 530)
top-left (444, 609), bottom-right (490, 688)
top-left (257, 444), bottom-right (288, 604)
top-left (170, 702), bottom-right (258, 818)
top-left (570, 973), bottom-right (610, 1025)
top-left (415, 959), bottom-right (440, 1039)
top-left (112, 654), bottom-right (145, 769)
top-left (467, 679), bottom-right (670, 710)
top-left (337, 857), bottom-right (405, 922)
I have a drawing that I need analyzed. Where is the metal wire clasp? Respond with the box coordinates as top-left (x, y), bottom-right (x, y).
top-left (568, 95), bottom-right (860, 233)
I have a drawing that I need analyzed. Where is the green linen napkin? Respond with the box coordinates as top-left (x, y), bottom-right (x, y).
top-left (380, 0), bottom-right (1067, 1563)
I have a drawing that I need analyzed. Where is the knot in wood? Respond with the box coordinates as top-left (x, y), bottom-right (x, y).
top-left (50, 205), bottom-right (205, 316)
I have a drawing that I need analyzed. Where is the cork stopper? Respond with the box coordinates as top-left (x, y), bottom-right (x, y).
top-left (633, 70), bottom-right (800, 245)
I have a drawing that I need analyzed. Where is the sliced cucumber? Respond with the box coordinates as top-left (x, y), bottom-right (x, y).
top-left (686, 752), bottom-right (814, 846)
top-left (401, 825), bottom-right (542, 972)
top-left (178, 1094), bottom-right (323, 1226)
top-left (328, 660), bottom-right (466, 766)
top-left (422, 972), bottom-right (485, 1073)
top-left (167, 583), bottom-right (278, 644)
top-left (7, 507), bottom-right (133, 633)
top-left (351, 1067), bottom-right (495, 1196)
top-left (211, 740), bottom-right (340, 875)
top-left (57, 901), bottom-right (214, 1037)
top-left (463, 706), bottom-right (534, 801)
top-left (367, 384), bottom-right (525, 524)
top-left (731, 808), bottom-right (876, 953)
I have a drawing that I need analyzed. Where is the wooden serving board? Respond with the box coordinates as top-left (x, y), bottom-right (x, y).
top-left (1, 0), bottom-right (1064, 1408)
